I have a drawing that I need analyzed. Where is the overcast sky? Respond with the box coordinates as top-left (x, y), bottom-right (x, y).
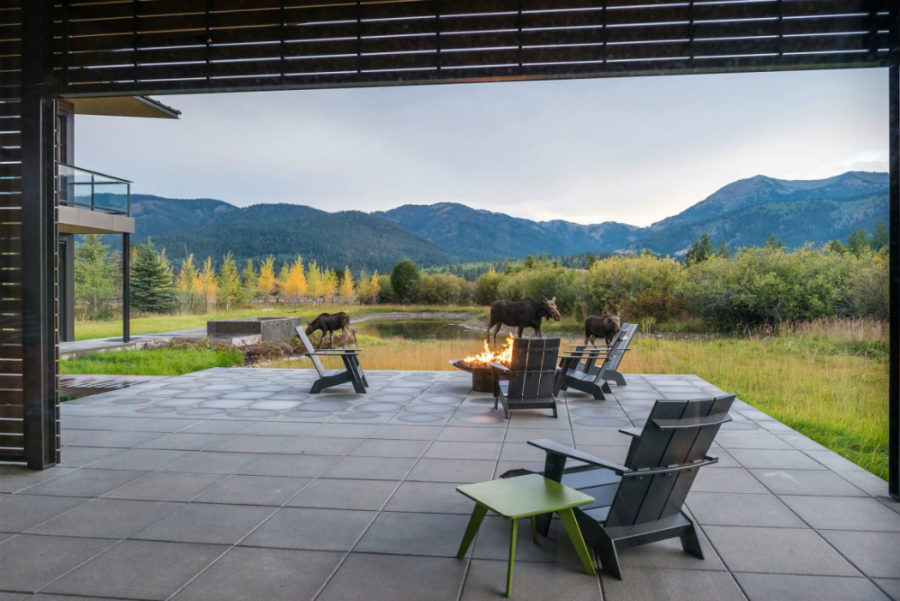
top-left (76, 68), bottom-right (887, 227)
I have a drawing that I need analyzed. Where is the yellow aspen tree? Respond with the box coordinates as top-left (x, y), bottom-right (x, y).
top-left (258, 255), bottom-right (276, 300)
top-left (320, 268), bottom-right (338, 300)
top-left (306, 260), bottom-right (321, 299)
top-left (198, 256), bottom-right (217, 311)
top-left (177, 253), bottom-right (198, 312)
top-left (283, 255), bottom-right (307, 301)
top-left (339, 266), bottom-right (354, 300)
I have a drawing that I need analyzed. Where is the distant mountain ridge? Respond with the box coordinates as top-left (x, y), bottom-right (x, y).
top-left (128, 171), bottom-right (889, 268)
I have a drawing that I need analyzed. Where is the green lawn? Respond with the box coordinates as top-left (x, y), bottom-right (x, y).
top-left (60, 346), bottom-right (245, 376)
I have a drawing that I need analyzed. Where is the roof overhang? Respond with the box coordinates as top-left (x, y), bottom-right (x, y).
top-left (61, 95), bottom-right (180, 119)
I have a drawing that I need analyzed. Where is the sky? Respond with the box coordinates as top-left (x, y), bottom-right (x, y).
top-left (76, 68), bottom-right (887, 227)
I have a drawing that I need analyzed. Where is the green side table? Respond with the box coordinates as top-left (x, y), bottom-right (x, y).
top-left (456, 473), bottom-right (597, 597)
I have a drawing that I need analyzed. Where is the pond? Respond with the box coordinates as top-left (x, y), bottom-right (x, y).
top-left (356, 319), bottom-right (483, 341)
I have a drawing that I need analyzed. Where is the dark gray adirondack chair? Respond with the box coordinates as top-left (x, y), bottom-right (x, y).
top-left (490, 337), bottom-right (560, 419)
top-left (295, 326), bottom-right (368, 394)
top-left (597, 322), bottom-right (637, 385)
top-left (558, 323), bottom-right (638, 399)
top-left (510, 395), bottom-right (734, 579)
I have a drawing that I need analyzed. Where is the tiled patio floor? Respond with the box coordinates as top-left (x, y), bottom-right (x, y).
top-left (1, 368), bottom-right (898, 600)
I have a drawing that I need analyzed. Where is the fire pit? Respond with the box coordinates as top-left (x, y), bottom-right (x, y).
top-left (450, 334), bottom-right (515, 393)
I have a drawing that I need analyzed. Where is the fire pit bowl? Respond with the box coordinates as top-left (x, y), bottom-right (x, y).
top-left (449, 359), bottom-right (496, 393)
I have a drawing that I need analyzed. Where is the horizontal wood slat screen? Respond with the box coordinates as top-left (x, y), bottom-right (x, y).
top-left (0, 1), bottom-right (26, 462)
top-left (52, 0), bottom-right (896, 96)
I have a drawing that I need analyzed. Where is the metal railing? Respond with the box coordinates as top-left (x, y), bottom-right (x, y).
top-left (57, 163), bottom-right (131, 215)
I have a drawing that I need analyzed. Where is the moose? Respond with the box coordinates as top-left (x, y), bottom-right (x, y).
top-left (584, 313), bottom-right (621, 345)
top-left (487, 297), bottom-right (561, 345)
top-left (306, 312), bottom-right (357, 347)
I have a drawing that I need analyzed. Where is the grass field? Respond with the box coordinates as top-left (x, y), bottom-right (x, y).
top-left (73, 304), bottom-right (484, 340)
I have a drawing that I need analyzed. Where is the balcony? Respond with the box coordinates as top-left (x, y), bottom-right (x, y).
top-left (56, 163), bottom-right (135, 235)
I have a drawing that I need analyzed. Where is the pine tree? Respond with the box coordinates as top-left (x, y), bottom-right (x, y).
top-left (241, 259), bottom-right (258, 302)
top-left (130, 239), bottom-right (178, 313)
top-left (258, 255), bottom-right (277, 300)
top-left (176, 253), bottom-right (200, 313)
top-left (216, 252), bottom-right (242, 310)
top-left (339, 266), bottom-right (354, 300)
top-left (685, 232), bottom-right (714, 265)
top-left (74, 234), bottom-right (116, 320)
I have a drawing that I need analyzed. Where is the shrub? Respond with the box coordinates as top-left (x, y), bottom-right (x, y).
top-left (679, 245), bottom-right (856, 328)
top-left (474, 268), bottom-right (503, 305)
top-left (586, 254), bottom-right (683, 321)
top-left (419, 273), bottom-right (470, 305)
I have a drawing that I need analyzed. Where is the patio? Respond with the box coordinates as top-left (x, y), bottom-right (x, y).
top-left (1, 368), bottom-right (898, 601)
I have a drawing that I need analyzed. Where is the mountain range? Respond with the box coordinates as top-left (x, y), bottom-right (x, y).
top-left (125, 171), bottom-right (888, 271)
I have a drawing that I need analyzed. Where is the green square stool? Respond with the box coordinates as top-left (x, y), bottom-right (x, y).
top-left (456, 473), bottom-right (597, 597)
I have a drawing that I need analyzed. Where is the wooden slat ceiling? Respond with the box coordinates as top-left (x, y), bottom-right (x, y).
top-left (0, 1), bottom-right (26, 462)
top-left (51, 0), bottom-right (897, 97)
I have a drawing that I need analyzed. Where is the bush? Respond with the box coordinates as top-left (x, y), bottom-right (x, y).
top-left (419, 273), bottom-right (471, 305)
top-left (474, 268), bottom-right (503, 305)
top-left (679, 245), bottom-right (856, 328)
top-left (847, 251), bottom-right (889, 320)
top-left (586, 254), bottom-right (683, 321)
top-left (376, 274), bottom-right (397, 303)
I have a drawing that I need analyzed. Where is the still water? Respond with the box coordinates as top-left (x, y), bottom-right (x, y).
top-left (356, 319), bottom-right (482, 341)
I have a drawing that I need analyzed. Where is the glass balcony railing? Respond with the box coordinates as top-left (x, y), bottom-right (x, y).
top-left (57, 163), bottom-right (131, 215)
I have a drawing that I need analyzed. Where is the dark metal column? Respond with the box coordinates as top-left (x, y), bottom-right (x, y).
top-left (123, 233), bottom-right (130, 343)
top-left (21, 0), bottom-right (59, 469)
top-left (890, 64), bottom-right (899, 500)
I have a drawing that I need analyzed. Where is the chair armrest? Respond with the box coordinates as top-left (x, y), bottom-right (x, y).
top-left (651, 413), bottom-right (731, 430)
top-left (490, 362), bottom-right (510, 374)
top-left (528, 438), bottom-right (629, 475)
top-left (622, 456), bottom-right (719, 478)
top-left (308, 349), bottom-right (362, 356)
top-left (617, 427), bottom-right (642, 439)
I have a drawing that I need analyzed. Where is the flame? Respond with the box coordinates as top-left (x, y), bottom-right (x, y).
top-left (461, 333), bottom-right (516, 368)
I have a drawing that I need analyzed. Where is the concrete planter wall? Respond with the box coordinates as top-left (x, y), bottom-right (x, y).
top-left (207, 317), bottom-right (302, 345)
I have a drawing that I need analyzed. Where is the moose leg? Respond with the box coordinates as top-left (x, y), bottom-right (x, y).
top-left (516, 326), bottom-right (524, 338)
top-left (490, 322), bottom-right (502, 346)
top-left (534, 326), bottom-right (542, 338)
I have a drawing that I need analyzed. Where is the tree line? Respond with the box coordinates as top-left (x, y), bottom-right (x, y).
top-left (75, 225), bottom-right (888, 330)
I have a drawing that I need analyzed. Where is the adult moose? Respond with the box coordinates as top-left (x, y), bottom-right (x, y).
top-left (487, 297), bottom-right (561, 345)
top-left (584, 313), bottom-right (621, 345)
top-left (306, 312), bottom-right (356, 347)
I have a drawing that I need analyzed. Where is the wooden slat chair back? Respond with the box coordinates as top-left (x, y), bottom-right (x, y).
top-left (607, 395), bottom-right (734, 527)
top-left (600, 322), bottom-right (638, 384)
top-left (492, 338), bottom-right (561, 419)
top-left (513, 394), bottom-right (734, 579)
top-left (296, 327), bottom-right (327, 377)
top-left (295, 326), bottom-right (368, 394)
top-left (506, 338), bottom-right (559, 400)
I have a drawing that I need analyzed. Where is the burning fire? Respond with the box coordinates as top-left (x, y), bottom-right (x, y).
top-left (461, 333), bottom-right (516, 368)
